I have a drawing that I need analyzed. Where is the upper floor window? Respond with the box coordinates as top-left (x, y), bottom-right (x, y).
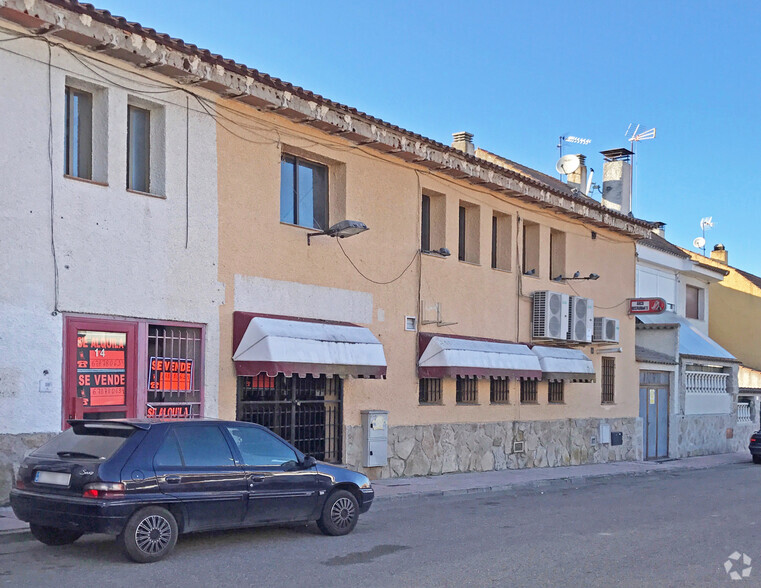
top-left (685, 285), bottom-right (704, 320)
top-left (65, 86), bottom-right (93, 180)
top-left (522, 220), bottom-right (540, 276)
top-left (491, 212), bottom-right (512, 271)
top-left (550, 229), bottom-right (566, 279)
top-left (458, 201), bottom-right (480, 264)
top-left (421, 190), bottom-right (446, 253)
top-left (280, 154), bottom-right (328, 230)
top-left (127, 105), bottom-right (151, 193)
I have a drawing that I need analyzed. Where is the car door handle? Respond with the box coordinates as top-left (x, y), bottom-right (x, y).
top-left (249, 476), bottom-right (265, 483)
top-left (165, 475), bottom-right (181, 484)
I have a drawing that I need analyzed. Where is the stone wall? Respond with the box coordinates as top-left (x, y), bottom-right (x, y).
top-left (1, 433), bottom-right (57, 504)
top-left (672, 415), bottom-right (756, 458)
top-left (346, 417), bottom-right (642, 479)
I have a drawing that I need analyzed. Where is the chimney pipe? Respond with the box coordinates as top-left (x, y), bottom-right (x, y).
top-left (651, 222), bottom-right (666, 238)
top-left (452, 132), bottom-right (475, 156)
top-left (566, 154), bottom-right (587, 195)
top-left (711, 243), bottom-right (728, 265)
top-left (599, 148), bottom-right (633, 215)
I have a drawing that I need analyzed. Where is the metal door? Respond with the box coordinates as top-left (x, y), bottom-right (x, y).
top-left (639, 372), bottom-right (669, 460)
top-left (237, 374), bottom-right (343, 463)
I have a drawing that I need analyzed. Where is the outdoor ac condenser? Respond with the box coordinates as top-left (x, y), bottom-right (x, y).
top-left (567, 296), bottom-right (594, 343)
top-left (593, 317), bottom-right (620, 343)
top-left (532, 291), bottom-right (569, 340)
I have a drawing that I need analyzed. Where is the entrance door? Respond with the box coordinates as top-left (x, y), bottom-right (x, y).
top-left (639, 371), bottom-right (670, 460)
top-left (236, 374), bottom-right (343, 463)
top-left (64, 317), bottom-right (138, 424)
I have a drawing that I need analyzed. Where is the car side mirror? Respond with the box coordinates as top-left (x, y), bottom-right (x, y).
top-left (300, 455), bottom-right (317, 469)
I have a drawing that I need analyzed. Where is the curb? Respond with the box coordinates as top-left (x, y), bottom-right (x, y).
top-left (372, 455), bottom-right (750, 505)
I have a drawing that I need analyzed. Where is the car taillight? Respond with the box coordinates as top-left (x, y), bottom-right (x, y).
top-left (82, 482), bottom-right (125, 499)
top-left (752, 437), bottom-right (758, 443)
top-left (15, 479), bottom-right (26, 489)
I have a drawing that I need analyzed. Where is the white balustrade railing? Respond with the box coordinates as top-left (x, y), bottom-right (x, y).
top-left (684, 371), bottom-right (729, 395)
top-left (738, 403), bottom-right (753, 424)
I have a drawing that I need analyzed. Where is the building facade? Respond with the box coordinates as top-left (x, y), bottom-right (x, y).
top-left (0, 0), bottom-right (659, 500)
top-left (0, 2), bottom-right (223, 498)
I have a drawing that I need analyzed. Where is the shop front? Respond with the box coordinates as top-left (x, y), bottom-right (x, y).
top-left (231, 312), bottom-right (387, 463)
top-left (63, 315), bottom-right (206, 425)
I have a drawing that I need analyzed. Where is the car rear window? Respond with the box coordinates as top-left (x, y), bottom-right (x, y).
top-left (33, 423), bottom-right (135, 460)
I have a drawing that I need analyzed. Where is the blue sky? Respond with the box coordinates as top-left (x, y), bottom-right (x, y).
top-left (98, 0), bottom-right (761, 274)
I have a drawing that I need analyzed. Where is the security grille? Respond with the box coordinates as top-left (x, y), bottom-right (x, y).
top-left (147, 325), bottom-right (203, 418)
top-left (419, 378), bottom-right (442, 404)
top-left (602, 357), bottom-right (615, 404)
top-left (548, 381), bottom-right (564, 404)
top-left (520, 379), bottom-right (538, 404)
top-left (490, 377), bottom-right (510, 404)
top-left (237, 374), bottom-right (343, 463)
top-left (456, 376), bottom-right (478, 404)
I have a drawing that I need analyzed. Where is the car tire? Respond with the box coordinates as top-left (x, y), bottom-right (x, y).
top-left (317, 489), bottom-right (359, 536)
top-left (29, 524), bottom-right (83, 546)
top-left (119, 506), bottom-right (178, 563)
top-left (753, 455), bottom-right (761, 464)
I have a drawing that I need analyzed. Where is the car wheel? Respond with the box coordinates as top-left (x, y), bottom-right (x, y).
top-left (753, 455), bottom-right (761, 464)
top-left (317, 489), bottom-right (359, 536)
top-left (29, 524), bottom-right (83, 546)
top-left (119, 506), bottom-right (178, 563)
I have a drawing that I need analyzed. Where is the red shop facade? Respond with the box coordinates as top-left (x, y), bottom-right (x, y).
top-left (63, 315), bottom-right (205, 425)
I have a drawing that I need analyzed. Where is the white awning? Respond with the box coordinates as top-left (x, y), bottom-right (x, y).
top-left (418, 336), bottom-right (542, 379)
top-left (232, 315), bottom-right (387, 378)
top-left (531, 346), bottom-right (596, 382)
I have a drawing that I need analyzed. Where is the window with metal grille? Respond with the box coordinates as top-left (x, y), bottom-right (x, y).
top-left (602, 357), bottom-right (615, 404)
top-left (146, 325), bottom-right (203, 418)
top-left (548, 380), bottom-right (564, 404)
top-left (419, 378), bottom-right (442, 404)
top-left (280, 154), bottom-right (328, 230)
top-left (237, 374), bottom-right (343, 463)
top-left (490, 377), bottom-right (510, 404)
top-left (456, 376), bottom-right (478, 404)
top-left (520, 379), bottom-right (538, 404)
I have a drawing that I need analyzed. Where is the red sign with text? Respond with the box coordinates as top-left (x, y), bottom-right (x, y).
top-left (148, 358), bottom-right (194, 392)
top-left (76, 330), bottom-right (127, 407)
top-left (628, 297), bottom-right (667, 315)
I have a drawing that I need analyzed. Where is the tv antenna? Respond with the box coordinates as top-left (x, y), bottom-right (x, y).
top-left (624, 124), bottom-right (656, 213)
top-left (694, 216), bottom-right (713, 256)
top-left (557, 134), bottom-right (591, 177)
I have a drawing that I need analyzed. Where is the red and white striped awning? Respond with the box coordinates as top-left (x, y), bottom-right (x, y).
top-left (233, 313), bottom-right (387, 379)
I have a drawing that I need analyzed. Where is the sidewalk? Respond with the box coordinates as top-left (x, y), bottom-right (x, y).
top-left (372, 451), bottom-right (750, 502)
top-left (0, 452), bottom-right (750, 541)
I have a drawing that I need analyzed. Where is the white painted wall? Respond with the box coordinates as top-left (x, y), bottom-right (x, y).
top-left (0, 31), bottom-right (223, 434)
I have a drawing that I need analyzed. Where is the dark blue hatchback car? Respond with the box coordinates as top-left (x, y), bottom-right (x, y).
top-left (10, 419), bottom-right (374, 562)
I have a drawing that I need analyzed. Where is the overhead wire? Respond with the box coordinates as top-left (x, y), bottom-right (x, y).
top-left (336, 239), bottom-right (419, 285)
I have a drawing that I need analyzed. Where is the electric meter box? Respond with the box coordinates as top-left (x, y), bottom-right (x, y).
top-left (361, 410), bottom-right (388, 467)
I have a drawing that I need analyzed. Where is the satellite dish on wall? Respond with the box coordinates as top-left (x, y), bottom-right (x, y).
top-left (693, 237), bottom-right (706, 249)
top-left (556, 154), bottom-right (581, 175)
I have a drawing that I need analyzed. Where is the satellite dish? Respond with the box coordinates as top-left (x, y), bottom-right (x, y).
top-left (693, 237), bottom-right (706, 249)
top-left (556, 154), bottom-right (580, 175)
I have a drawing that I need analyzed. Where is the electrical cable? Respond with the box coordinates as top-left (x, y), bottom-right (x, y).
top-left (46, 40), bottom-right (59, 314)
top-left (336, 239), bottom-right (419, 285)
top-left (185, 94), bottom-right (190, 249)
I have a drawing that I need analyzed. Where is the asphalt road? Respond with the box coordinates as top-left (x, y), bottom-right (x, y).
top-left (2, 463), bottom-right (760, 587)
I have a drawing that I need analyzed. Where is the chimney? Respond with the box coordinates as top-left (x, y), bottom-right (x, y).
top-left (711, 243), bottom-right (728, 265)
top-left (566, 154), bottom-right (587, 194)
top-left (651, 222), bottom-right (666, 238)
top-left (600, 148), bottom-right (633, 215)
top-left (452, 132), bottom-right (475, 156)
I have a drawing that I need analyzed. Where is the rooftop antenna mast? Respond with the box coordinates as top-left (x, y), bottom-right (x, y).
top-left (695, 216), bottom-right (713, 256)
top-left (624, 124), bottom-right (656, 213)
top-left (557, 134), bottom-right (591, 179)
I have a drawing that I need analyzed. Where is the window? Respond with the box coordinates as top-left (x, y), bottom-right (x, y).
top-left (154, 429), bottom-right (183, 467)
top-left (456, 376), bottom-right (478, 404)
top-left (458, 201), bottom-right (480, 263)
top-left (419, 378), bottom-right (442, 404)
top-left (173, 425), bottom-right (235, 467)
top-left (602, 357), bottom-right (615, 404)
top-left (490, 377), bottom-right (510, 404)
top-left (548, 381), bottom-right (564, 404)
top-left (550, 229), bottom-right (566, 279)
top-left (65, 86), bottom-right (93, 180)
top-left (280, 154), bottom-right (328, 230)
top-left (520, 379), bottom-right (538, 404)
top-left (491, 213), bottom-right (512, 271)
top-left (421, 194), bottom-right (431, 251)
top-left (421, 190), bottom-right (446, 252)
top-left (686, 285), bottom-right (703, 320)
top-left (226, 426), bottom-right (297, 466)
top-left (522, 221), bottom-right (540, 276)
top-left (127, 105), bottom-right (151, 193)
top-left (146, 325), bottom-right (203, 419)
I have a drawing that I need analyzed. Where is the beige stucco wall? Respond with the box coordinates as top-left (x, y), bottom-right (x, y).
top-left (216, 99), bottom-right (640, 430)
top-left (685, 252), bottom-right (761, 371)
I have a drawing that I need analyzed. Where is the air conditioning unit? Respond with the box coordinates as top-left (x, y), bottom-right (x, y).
top-left (568, 296), bottom-right (594, 343)
top-left (532, 291), bottom-right (569, 340)
top-left (593, 317), bottom-right (620, 343)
